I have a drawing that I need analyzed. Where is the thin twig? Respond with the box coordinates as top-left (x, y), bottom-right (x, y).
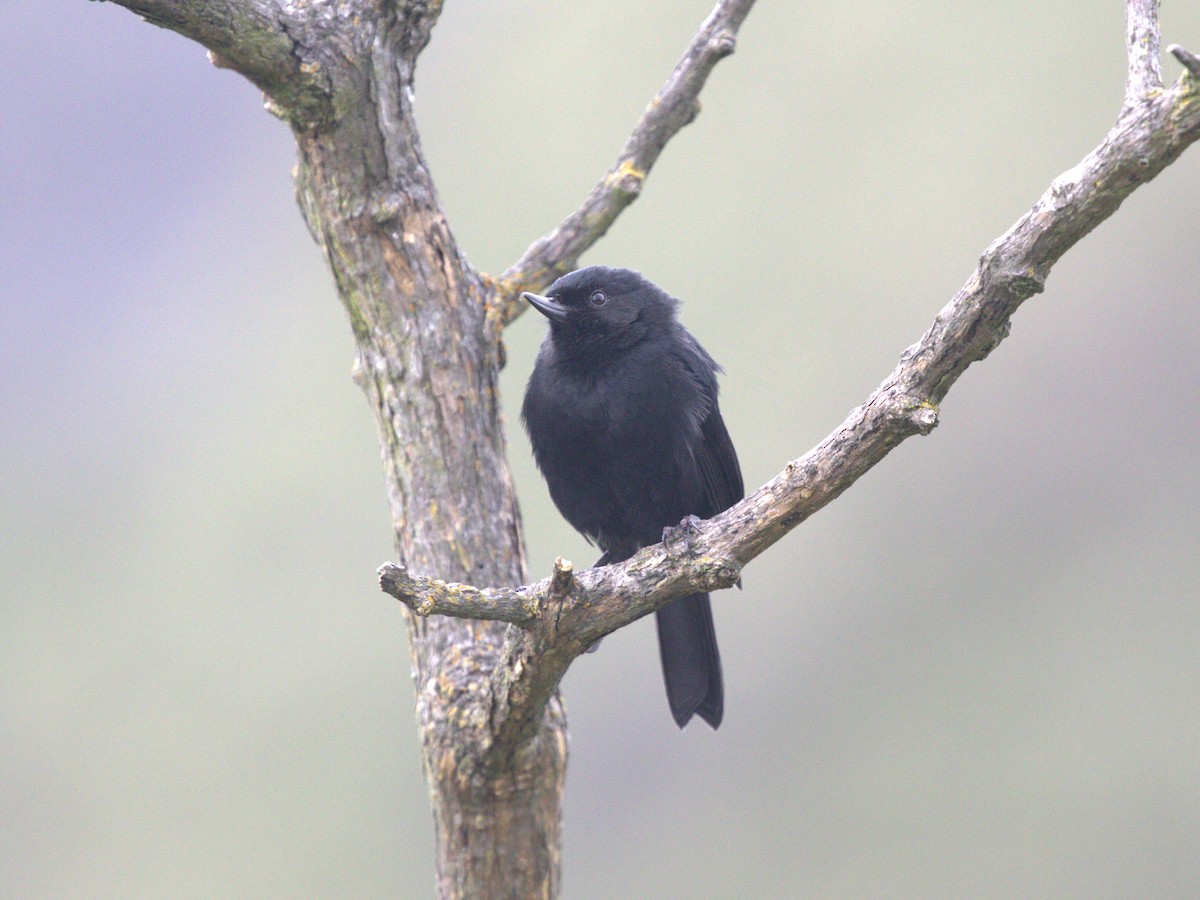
top-left (490, 0), bottom-right (759, 325)
top-left (1169, 44), bottom-right (1200, 79)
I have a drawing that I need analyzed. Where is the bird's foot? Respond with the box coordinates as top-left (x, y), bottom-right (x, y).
top-left (662, 514), bottom-right (705, 556)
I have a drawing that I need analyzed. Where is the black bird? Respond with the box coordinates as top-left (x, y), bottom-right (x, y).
top-left (521, 266), bottom-right (743, 729)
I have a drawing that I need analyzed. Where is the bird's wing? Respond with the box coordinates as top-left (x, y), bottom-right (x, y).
top-left (677, 332), bottom-right (744, 516)
top-left (696, 400), bottom-right (744, 515)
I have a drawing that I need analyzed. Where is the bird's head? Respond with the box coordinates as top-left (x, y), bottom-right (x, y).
top-left (521, 266), bottom-right (678, 355)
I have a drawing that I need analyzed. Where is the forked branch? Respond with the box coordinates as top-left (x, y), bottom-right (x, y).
top-left (489, 0), bottom-right (759, 325)
top-left (382, 5), bottom-right (1200, 762)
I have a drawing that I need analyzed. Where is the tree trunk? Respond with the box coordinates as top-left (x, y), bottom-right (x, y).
top-left (90, 0), bottom-right (1200, 895)
top-left (95, 1), bottom-right (762, 890)
top-left (286, 14), bottom-right (567, 898)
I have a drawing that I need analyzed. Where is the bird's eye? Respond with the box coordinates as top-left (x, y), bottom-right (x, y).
top-left (588, 290), bottom-right (608, 307)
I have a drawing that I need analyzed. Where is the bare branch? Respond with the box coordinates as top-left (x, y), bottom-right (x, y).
top-left (1169, 44), bottom-right (1200, 80)
top-left (489, 0), bottom-right (759, 325)
top-left (483, 527), bottom-right (742, 766)
top-left (1125, 0), bottom-right (1164, 104)
top-left (386, 26), bottom-right (1200, 760)
top-left (379, 544), bottom-right (735, 649)
top-left (96, 0), bottom-right (266, 29)
top-left (378, 563), bottom-right (535, 624)
top-left (97, 0), bottom-right (340, 129)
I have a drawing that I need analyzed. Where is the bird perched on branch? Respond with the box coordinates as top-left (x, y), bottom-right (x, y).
top-left (521, 266), bottom-right (743, 729)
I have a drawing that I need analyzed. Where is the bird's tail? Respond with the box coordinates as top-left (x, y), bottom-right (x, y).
top-left (655, 593), bottom-right (723, 729)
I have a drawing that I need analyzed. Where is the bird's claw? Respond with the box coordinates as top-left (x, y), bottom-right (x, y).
top-left (662, 514), bottom-right (705, 555)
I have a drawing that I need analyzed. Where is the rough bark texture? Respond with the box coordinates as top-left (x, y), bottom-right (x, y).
top-left (380, 0), bottom-right (1200, 776)
top-left (98, 0), bottom-right (755, 894)
top-left (280, 8), bottom-right (567, 897)
top-left (92, 0), bottom-right (1197, 896)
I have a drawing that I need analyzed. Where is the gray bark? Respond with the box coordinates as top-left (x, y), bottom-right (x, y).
top-left (96, 0), bottom-right (755, 894)
top-left (382, 6), bottom-right (1200, 778)
top-left (90, 0), bottom-right (1199, 895)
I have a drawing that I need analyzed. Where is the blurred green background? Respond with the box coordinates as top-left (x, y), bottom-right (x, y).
top-left (4, 1), bottom-right (1199, 896)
